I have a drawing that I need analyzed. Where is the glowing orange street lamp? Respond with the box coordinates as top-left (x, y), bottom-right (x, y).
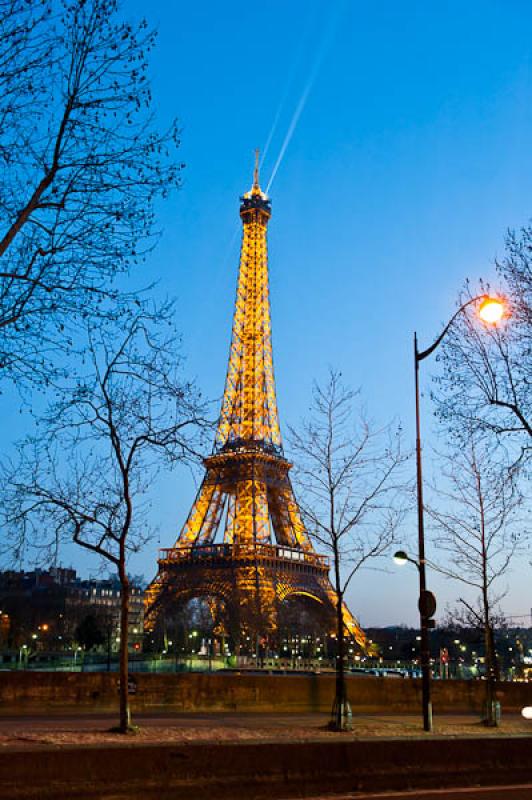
top-left (413, 292), bottom-right (506, 732)
top-left (478, 296), bottom-right (505, 324)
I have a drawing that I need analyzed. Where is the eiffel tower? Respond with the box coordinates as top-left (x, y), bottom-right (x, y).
top-left (144, 156), bottom-right (367, 652)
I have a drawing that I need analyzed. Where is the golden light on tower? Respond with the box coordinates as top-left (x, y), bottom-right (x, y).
top-left (144, 154), bottom-right (368, 652)
top-left (478, 296), bottom-right (505, 324)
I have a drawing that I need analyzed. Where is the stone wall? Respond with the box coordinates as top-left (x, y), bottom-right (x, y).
top-left (2, 737), bottom-right (532, 800)
top-left (0, 671), bottom-right (530, 714)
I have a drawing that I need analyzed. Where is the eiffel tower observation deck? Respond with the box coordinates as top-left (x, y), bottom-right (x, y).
top-left (145, 156), bottom-right (368, 653)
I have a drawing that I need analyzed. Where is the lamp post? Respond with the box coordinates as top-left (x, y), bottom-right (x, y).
top-left (410, 293), bottom-right (505, 733)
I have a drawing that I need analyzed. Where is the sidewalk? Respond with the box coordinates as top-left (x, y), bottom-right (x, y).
top-left (0, 711), bottom-right (530, 748)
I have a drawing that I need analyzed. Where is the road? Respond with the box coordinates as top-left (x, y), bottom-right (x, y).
top-left (299, 787), bottom-right (532, 800)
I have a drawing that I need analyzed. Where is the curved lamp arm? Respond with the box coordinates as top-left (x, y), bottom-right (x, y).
top-left (416, 294), bottom-right (487, 363)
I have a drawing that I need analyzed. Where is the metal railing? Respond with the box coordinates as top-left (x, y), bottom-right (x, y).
top-left (159, 542), bottom-right (329, 569)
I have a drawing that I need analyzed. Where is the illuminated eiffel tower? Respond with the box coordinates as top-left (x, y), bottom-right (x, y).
top-left (145, 156), bottom-right (367, 652)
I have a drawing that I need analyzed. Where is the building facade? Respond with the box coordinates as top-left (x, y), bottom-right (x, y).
top-left (0, 568), bottom-right (144, 656)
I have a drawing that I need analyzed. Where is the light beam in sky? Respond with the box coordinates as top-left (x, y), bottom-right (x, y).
top-left (260, 1), bottom-right (319, 170)
top-left (265, 1), bottom-right (346, 195)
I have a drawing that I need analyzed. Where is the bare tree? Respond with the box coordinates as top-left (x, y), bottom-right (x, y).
top-left (0, 0), bottom-right (182, 386)
top-left (1, 304), bottom-right (208, 732)
top-left (0, 2), bottom-right (52, 127)
top-left (440, 604), bottom-right (509, 680)
top-left (504, 226), bottom-right (532, 317)
top-left (435, 226), bottom-right (532, 461)
top-left (288, 370), bottom-right (408, 731)
top-left (427, 434), bottom-right (524, 725)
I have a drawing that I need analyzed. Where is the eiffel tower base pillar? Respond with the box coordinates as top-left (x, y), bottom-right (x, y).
top-left (144, 545), bottom-right (359, 656)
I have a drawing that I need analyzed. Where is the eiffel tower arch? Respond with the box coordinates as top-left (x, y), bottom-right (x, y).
top-left (145, 155), bottom-right (368, 654)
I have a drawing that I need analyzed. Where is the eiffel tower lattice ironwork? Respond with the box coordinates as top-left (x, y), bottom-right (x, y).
top-left (144, 156), bottom-right (368, 651)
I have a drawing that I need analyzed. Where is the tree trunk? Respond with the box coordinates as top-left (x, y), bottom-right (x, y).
top-left (477, 461), bottom-right (499, 727)
top-left (483, 617), bottom-right (498, 727)
top-left (330, 593), bottom-right (351, 731)
top-left (106, 628), bottom-right (111, 673)
top-left (336, 596), bottom-right (346, 720)
top-left (488, 624), bottom-right (500, 680)
top-left (118, 571), bottom-right (131, 733)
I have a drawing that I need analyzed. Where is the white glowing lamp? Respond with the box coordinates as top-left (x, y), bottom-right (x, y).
top-left (393, 550), bottom-right (408, 566)
top-left (521, 707), bottom-right (532, 720)
top-left (478, 296), bottom-right (505, 324)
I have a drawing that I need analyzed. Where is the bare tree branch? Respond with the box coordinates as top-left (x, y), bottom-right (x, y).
top-left (426, 433), bottom-right (525, 724)
top-left (434, 225), bottom-right (532, 465)
top-left (0, 303), bottom-right (210, 731)
top-left (0, 0), bottom-right (183, 388)
top-left (288, 369), bottom-right (410, 730)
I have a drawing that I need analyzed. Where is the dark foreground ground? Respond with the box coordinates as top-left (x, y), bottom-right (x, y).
top-left (301, 789), bottom-right (532, 800)
top-left (0, 712), bottom-right (530, 799)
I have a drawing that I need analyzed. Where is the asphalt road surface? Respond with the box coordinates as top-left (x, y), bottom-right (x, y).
top-left (298, 786), bottom-right (532, 800)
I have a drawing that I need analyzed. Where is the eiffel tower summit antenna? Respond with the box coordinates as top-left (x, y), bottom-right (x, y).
top-left (144, 163), bottom-right (368, 653)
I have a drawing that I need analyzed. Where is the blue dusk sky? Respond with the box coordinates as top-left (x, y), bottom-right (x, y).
top-left (3, 1), bottom-right (532, 625)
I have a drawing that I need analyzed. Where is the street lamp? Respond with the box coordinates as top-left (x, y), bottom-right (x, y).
top-left (393, 546), bottom-right (436, 707)
top-left (19, 644), bottom-right (28, 670)
top-left (478, 297), bottom-right (505, 324)
top-left (393, 550), bottom-right (414, 567)
top-left (413, 292), bottom-right (505, 733)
